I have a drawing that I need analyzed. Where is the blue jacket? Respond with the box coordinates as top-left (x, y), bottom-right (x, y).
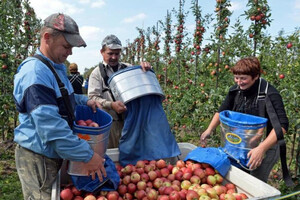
top-left (13, 49), bottom-right (93, 162)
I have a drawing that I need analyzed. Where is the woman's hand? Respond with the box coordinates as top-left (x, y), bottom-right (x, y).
top-left (200, 130), bottom-right (212, 147)
top-left (247, 145), bottom-right (266, 170)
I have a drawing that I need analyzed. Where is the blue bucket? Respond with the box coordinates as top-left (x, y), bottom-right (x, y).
top-left (68, 105), bottom-right (113, 176)
top-left (219, 110), bottom-right (268, 169)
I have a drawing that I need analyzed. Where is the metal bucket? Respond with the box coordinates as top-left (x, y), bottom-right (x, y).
top-left (108, 66), bottom-right (164, 104)
top-left (68, 105), bottom-right (112, 176)
top-left (219, 110), bottom-right (268, 168)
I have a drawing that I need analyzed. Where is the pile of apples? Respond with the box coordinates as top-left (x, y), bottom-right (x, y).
top-left (60, 159), bottom-right (249, 200)
top-left (76, 119), bottom-right (99, 127)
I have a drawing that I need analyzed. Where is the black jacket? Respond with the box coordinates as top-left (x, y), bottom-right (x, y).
top-left (68, 73), bottom-right (83, 94)
top-left (218, 78), bottom-right (289, 135)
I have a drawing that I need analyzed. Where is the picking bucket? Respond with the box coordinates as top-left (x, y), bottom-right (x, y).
top-left (68, 105), bottom-right (113, 176)
top-left (219, 110), bottom-right (268, 169)
top-left (108, 66), bottom-right (165, 104)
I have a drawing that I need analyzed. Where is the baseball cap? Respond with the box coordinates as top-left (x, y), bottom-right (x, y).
top-left (101, 34), bottom-right (122, 49)
top-left (44, 13), bottom-right (86, 47)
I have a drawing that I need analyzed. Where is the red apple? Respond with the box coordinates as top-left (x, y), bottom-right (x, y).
top-left (156, 159), bottom-right (167, 169)
top-left (206, 175), bottom-right (217, 186)
top-left (60, 188), bottom-right (73, 200)
top-left (144, 164), bottom-right (155, 173)
top-left (224, 193), bottom-right (236, 200)
top-left (167, 173), bottom-right (175, 181)
top-left (161, 167), bottom-right (170, 177)
top-left (171, 184), bottom-right (180, 192)
top-left (106, 191), bottom-right (119, 200)
top-left (123, 193), bottom-right (133, 200)
top-left (89, 122), bottom-right (99, 127)
top-left (158, 195), bottom-right (170, 200)
top-left (287, 42), bottom-right (292, 49)
top-left (153, 178), bottom-right (164, 189)
top-left (240, 193), bottom-right (248, 199)
top-left (174, 171), bottom-right (183, 181)
top-left (180, 180), bottom-right (191, 190)
top-left (182, 172), bottom-right (192, 180)
top-left (122, 164), bottom-right (134, 174)
top-left (178, 190), bottom-right (187, 200)
top-left (146, 181), bottom-right (153, 188)
top-left (136, 160), bottom-right (146, 168)
top-left (206, 187), bottom-right (218, 198)
top-left (194, 168), bottom-right (205, 179)
top-left (158, 186), bottom-right (167, 195)
top-left (186, 190), bottom-right (199, 200)
top-left (122, 175), bottom-right (131, 185)
top-left (85, 119), bottom-right (93, 125)
top-left (135, 167), bottom-right (144, 175)
top-left (147, 188), bottom-right (158, 200)
top-left (148, 170), bottom-right (158, 181)
top-left (135, 190), bottom-right (146, 200)
top-left (140, 173), bottom-right (150, 182)
top-left (190, 175), bottom-right (201, 184)
top-left (127, 183), bottom-right (137, 194)
top-left (213, 185), bottom-right (225, 195)
top-left (2, 65), bottom-right (7, 69)
top-left (84, 194), bottom-right (96, 200)
top-left (205, 167), bottom-right (215, 176)
top-left (176, 160), bottom-right (185, 168)
top-left (167, 163), bottom-right (174, 173)
top-left (77, 120), bottom-right (87, 126)
top-left (71, 186), bottom-right (82, 196)
top-left (279, 74), bottom-right (285, 79)
top-left (172, 166), bottom-right (180, 175)
top-left (136, 181), bottom-right (147, 191)
top-left (214, 173), bottom-right (224, 184)
top-left (225, 183), bottom-right (236, 191)
top-left (169, 190), bottom-right (181, 200)
top-left (118, 184), bottom-right (127, 196)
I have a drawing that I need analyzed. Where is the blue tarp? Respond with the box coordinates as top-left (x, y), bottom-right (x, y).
top-left (184, 147), bottom-right (231, 177)
top-left (119, 95), bottom-right (181, 166)
top-left (71, 154), bottom-right (120, 192)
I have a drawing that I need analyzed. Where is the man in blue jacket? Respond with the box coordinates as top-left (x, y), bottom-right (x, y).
top-left (13, 13), bottom-right (106, 200)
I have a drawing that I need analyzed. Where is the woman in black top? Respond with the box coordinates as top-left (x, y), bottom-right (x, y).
top-left (200, 57), bottom-right (289, 182)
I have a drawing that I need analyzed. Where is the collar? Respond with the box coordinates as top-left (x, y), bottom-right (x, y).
top-left (36, 48), bottom-right (67, 73)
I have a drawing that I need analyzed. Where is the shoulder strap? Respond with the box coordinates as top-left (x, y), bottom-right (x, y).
top-left (255, 78), bottom-right (293, 186)
top-left (99, 63), bottom-right (109, 87)
top-left (256, 78), bottom-right (268, 117)
top-left (33, 55), bottom-right (75, 128)
top-left (265, 95), bottom-right (294, 187)
top-left (99, 63), bottom-right (128, 87)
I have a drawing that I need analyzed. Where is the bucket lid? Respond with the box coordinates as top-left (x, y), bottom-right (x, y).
top-left (219, 110), bottom-right (268, 129)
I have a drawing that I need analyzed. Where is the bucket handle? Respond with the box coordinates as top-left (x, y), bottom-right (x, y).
top-left (223, 149), bottom-right (254, 171)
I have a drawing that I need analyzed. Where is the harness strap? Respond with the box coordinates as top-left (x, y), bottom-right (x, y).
top-left (265, 95), bottom-right (294, 187)
top-left (33, 55), bottom-right (75, 128)
top-left (98, 63), bottom-right (127, 120)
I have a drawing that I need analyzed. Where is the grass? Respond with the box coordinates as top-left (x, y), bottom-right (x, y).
top-left (0, 141), bottom-right (23, 200)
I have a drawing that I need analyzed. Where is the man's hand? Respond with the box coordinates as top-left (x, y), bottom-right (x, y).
top-left (83, 152), bottom-right (107, 181)
top-left (87, 99), bottom-right (102, 113)
top-left (140, 61), bottom-right (152, 72)
top-left (111, 101), bottom-right (127, 114)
